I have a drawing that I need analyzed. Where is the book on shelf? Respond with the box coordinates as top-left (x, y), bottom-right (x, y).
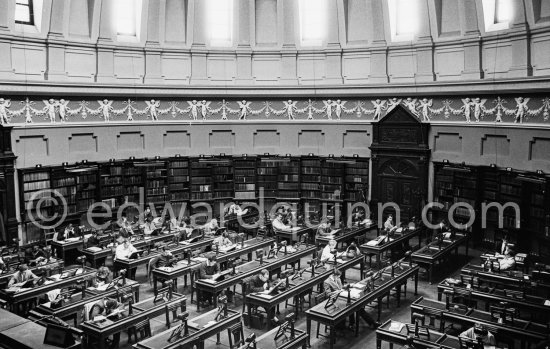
top-left (23, 172), bottom-right (50, 182)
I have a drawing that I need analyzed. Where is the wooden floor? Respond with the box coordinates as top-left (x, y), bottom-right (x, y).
top-left (92, 241), bottom-right (476, 349)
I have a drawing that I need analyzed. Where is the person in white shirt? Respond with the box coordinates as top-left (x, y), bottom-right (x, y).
top-left (272, 213), bottom-right (292, 233)
top-left (202, 219), bottom-right (219, 236)
top-left (115, 239), bottom-right (138, 279)
top-left (115, 239), bottom-right (138, 260)
top-left (53, 224), bottom-right (75, 241)
top-left (320, 240), bottom-right (344, 263)
top-left (214, 231), bottom-right (233, 248)
top-left (227, 202), bottom-right (248, 216)
top-left (384, 216), bottom-right (397, 233)
top-left (143, 218), bottom-right (156, 237)
top-left (459, 323), bottom-right (495, 346)
top-left (497, 245), bottom-right (516, 271)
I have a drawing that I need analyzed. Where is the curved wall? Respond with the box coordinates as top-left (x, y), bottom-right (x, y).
top-left (0, 0), bottom-right (550, 95)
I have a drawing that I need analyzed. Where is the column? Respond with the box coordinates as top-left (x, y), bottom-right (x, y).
top-left (236, 0), bottom-right (253, 85)
top-left (45, 0), bottom-right (67, 81)
top-left (368, 0), bottom-right (388, 83)
top-left (459, 0), bottom-right (482, 80)
top-left (190, 0), bottom-right (208, 84)
top-left (415, 0), bottom-right (435, 82)
top-left (508, 0), bottom-right (532, 77)
top-left (325, 0), bottom-right (343, 84)
top-left (96, 0), bottom-right (116, 83)
top-left (144, 0), bottom-right (164, 84)
top-left (280, 0), bottom-right (298, 84)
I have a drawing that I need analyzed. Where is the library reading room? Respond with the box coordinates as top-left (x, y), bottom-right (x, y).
top-left (0, 0), bottom-right (550, 349)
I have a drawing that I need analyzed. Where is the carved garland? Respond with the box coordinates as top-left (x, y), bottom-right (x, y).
top-left (0, 97), bottom-right (549, 125)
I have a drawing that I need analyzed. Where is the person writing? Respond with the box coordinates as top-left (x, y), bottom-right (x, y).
top-left (384, 215), bottom-right (398, 233)
top-left (272, 213), bottom-right (292, 233)
top-left (316, 220), bottom-right (335, 238)
top-left (320, 240), bottom-right (344, 263)
top-left (8, 264), bottom-right (38, 287)
top-left (89, 298), bottom-right (125, 349)
top-left (143, 217), bottom-right (157, 237)
top-left (323, 268), bottom-right (379, 330)
top-left (249, 269), bottom-right (270, 292)
top-left (214, 231), bottom-right (233, 248)
top-left (459, 323), bottom-right (495, 347)
top-left (156, 248), bottom-right (177, 268)
top-left (198, 254), bottom-right (220, 280)
top-left (92, 266), bottom-right (112, 287)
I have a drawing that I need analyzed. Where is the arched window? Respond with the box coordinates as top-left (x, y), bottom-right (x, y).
top-left (388, 0), bottom-right (420, 42)
top-left (299, 0), bottom-right (328, 47)
top-left (115, 0), bottom-right (142, 41)
top-left (483, 0), bottom-right (513, 32)
top-left (207, 0), bottom-right (234, 47)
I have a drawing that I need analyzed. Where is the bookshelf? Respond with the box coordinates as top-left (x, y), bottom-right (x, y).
top-left (74, 169), bottom-right (98, 213)
top-left (233, 157), bottom-right (255, 200)
top-left (99, 162), bottom-right (124, 210)
top-left (51, 168), bottom-right (77, 216)
top-left (145, 161), bottom-right (168, 205)
top-left (344, 157), bottom-right (369, 203)
top-left (168, 157), bottom-right (190, 203)
top-left (300, 156), bottom-right (321, 200)
top-left (257, 157), bottom-right (278, 198)
top-left (19, 168), bottom-right (52, 242)
top-left (278, 157), bottom-right (300, 200)
top-left (123, 161), bottom-right (144, 205)
top-left (432, 163), bottom-right (478, 222)
top-left (321, 159), bottom-right (344, 202)
top-left (190, 158), bottom-right (213, 201)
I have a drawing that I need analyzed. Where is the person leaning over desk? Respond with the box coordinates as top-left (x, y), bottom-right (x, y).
top-left (115, 238), bottom-right (138, 279)
top-left (89, 298), bottom-right (125, 349)
top-left (197, 254), bottom-right (220, 304)
top-left (460, 322), bottom-right (495, 347)
top-left (323, 268), bottom-right (380, 330)
top-left (8, 264), bottom-right (38, 287)
top-left (320, 240), bottom-right (345, 263)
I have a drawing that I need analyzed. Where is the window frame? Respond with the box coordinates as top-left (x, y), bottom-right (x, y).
top-left (15, 0), bottom-right (34, 26)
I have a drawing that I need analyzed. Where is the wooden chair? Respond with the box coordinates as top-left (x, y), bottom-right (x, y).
top-left (449, 287), bottom-right (477, 309)
top-left (405, 323), bottom-right (430, 339)
top-left (128, 317), bottom-right (152, 343)
top-left (165, 299), bottom-right (186, 328)
top-left (227, 322), bottom-right (245, 349)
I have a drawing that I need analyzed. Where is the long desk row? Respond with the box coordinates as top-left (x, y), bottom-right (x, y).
top-left (411, 297), bottom-right (549, 349)
top-left (306, 263), bottom-right (420, 349)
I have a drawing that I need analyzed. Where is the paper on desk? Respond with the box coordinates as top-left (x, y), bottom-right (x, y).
top-left (388, 321), bottom-right (405, 332)
top-left (291, 227), bottom-right (300, 231)
top-left (396, 227), bottom-right (403, 233)
top-left (86, 247), bottom-right (102, 252)
top-left (204, 321), bottom-right (217, 328)
top-left (366, 240), bottom-right (378, 246)
top-left (95, 283), bottom-right (109, 291)
top-left (544, 300), bottom-right (550, 306)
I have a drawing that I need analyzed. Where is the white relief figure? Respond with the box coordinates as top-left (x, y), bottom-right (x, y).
top-left (371, 99), bottom-right (387, 121)
top-left (187, 100), bottom-right (200, 120)
top-left (461, 98), bottom-right (473, 123)
top-left (418, 98), bottom-right (432, 122)
top-left (514, 97), bottom-right (530, 123)
top-left (323, 99), bottom-right (333, 120)
top-left (237, 100), bottom-right (251, 120)
top-left (23, 98), bottom-right (34, 123)
top-left (57, 99), bottom-right (69, 122)
top-left (145, 99), bottom-right (160, 121)
top-left (43, 99), bottom-right (57, 123)
top-left (283, 100), bottom-right (298, 120)
top-left (306, 99), bottom-right (315, 120)
top-left (472, 98), bottom-right (487, 122)
top-left (0, 98), bottom-right (11, 125)
top-left (200, 100), bottom-right (211, 120)
top-left (403, 98), bottom-right (418, 116)
top-left (220, 100), bottom-right (229, 120)
top-left (98, 99), bottom-right (113, 122)
top-left (333, 100), bottom-right (346, 120)
top-left (386, 98), bottom-right (402, 113)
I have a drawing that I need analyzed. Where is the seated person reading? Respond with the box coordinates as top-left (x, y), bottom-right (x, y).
top-left (8, 264), bottom-right (38, 287)
top-left (497, 245), bottom-right (516, 271)
top-left (317, 220), bottom-right (335, 238)
top-left (53, 224), bottom-right (75, 241)
top-left (214, 231), bottom-right (234, 248)
top-left (351, 209), bottom-right (365, 225)
top-left (156, 248), bottom-right (177, 268)
top-left (459, 323), bottom-right (495, 347)
top-left (249, 269), bottom-right (270, 293)
top-left (323, 268), bottom-right (379, 329)
top-left (169, 217), bottom-right (186, 233)
top-left (115, 239), bottom-right (138, 260)
top-left (89, 298), bottom-right (125, 349)
top-left (202, 218), bottom-right (219, 237)
top-left (320, 240), bottom-right (344, 263)
top-left (198, 254), bottom-right (220, 304)
top-left (92, 266), bottom-right (112, 288)
top-left (143, 218), bottom-right (157, 237)
top-left (383, 216), bottom-right (398, 233)
top-left (272, 213), bottom-right (292, 233)
top-left (138, 207), bottom-right (154, 226)
top-left (28, 245), bottom-right (48, 266)
top-left (87, 230), bottom-right (101, 247)
top-left (345, 242), bottom-right (361, 259)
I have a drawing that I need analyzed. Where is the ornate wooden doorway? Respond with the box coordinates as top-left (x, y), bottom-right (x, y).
top-left (370, 105), bottom-right (430, 224)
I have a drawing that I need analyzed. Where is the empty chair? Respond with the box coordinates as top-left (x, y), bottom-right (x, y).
top-left (128, 317), bottom-right (152, 343)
